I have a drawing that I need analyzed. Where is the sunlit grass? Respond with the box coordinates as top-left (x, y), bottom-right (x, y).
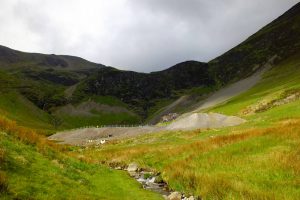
top-left (0, 116), bottom-right (162, 199)
top-left (80, 54), bottom-right (300, 199)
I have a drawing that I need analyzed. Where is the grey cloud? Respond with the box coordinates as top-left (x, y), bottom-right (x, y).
top-left (0, 0), bottom-right (298, 72)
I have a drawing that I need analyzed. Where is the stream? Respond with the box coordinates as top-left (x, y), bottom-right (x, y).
top-left (128, 170), bottom-right (170, 196)
top-left (112, 163), bottom-right (198, 199)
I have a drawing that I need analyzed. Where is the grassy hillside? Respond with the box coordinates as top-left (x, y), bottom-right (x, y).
top-left (0, 89), bottom-right (141, 131)
top-left (0, 70), bottom-right (54, 131)
top-left (0, 44), bottom-right (215, 124)
top-left (54, 95), bottom-right (141, 129)
top-left (80, 53), bottom-right (300, 199)
top-left (0, 92), bottom-right (53, 131)
top-left (0, 68), bottom-right (141, 130)
top-left (0, 116), bottom-right (162, 200)
top-left (0, 45), bottom-right (143, 129)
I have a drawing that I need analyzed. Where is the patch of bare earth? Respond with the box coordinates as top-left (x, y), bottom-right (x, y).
top-left (54, 100), bottom-right (134, 116)
top-left (49, 113), bottom-right (245, 146)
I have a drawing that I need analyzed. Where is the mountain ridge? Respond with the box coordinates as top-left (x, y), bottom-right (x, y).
top-left (0, 2), bottom-right (299, 128)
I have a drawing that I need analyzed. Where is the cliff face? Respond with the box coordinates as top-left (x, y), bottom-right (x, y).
top-left (80, 61), bottom-right (212, 103)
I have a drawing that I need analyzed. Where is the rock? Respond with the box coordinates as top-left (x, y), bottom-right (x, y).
top-left (154, 175), bottom-right (164, 183)
top-left (148, 177), bottom-right (156, 183)
top-left (128, 171), bottom-right (139, 178)
top-left (167, 191), bottom-right (181, 200)
top-left (100, 139), bottom-right (106, 144)
top-left (163, 195), bottom-right (168, 200)
top-left (127, 163), bottom-right (138, 172)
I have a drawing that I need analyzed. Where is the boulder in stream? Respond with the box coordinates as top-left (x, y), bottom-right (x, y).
top-left (127, 163), bottom-right (139, 172)
top-left (167, 191), bottom-right (182, 200)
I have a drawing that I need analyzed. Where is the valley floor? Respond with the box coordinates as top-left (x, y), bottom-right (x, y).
top-left (74, 55), bottom-right (300, 199)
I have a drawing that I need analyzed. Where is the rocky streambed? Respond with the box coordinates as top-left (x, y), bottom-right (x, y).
top-left (130, 170), bottom-right (170, 196)
top-left (125, 163), bottom-right (170, 196)
top-left (122, 163), bottom-right (199, 200)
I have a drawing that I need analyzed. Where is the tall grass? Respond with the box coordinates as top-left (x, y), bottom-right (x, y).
top-left (82, 119), bottom-right (300, 199)
top-left (0, 148), bottom-right (4, 163)
top-left (0, 171), bottom-right (8, 193)
top-left (162, 119), bottom-right (300, 199)
top-left (0, 116), bottom-right (63, 195)
top-left (0, 116), bottom-right (163, 199)
top-left (0, 116), bottom-right (66, 154)
top-left (0, 142), bottom-right (7, 194)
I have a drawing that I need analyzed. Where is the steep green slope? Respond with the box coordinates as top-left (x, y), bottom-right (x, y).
top-left (0, 69), bottom-right (141, 131)
top-left (210, 53), bottom-right (300, 118)
top-left (209, 2), bottom-right (300, 85)
top-left (55, 96), bottom-right (141, 129)
top-left (0, 70), bottom-right (53, 131)
top-left (0, 92), bottom-right (52, 131)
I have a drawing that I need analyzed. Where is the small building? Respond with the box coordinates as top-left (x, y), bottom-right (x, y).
top-left (161, 113), bottom-right (179, 123)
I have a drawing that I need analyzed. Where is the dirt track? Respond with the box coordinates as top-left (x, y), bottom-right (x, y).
top-left (48, 126), bottom-right (164, 146)
top-left (49, 113), bottom-right (246, 145)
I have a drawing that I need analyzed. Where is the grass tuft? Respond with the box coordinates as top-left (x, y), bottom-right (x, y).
top-left (0, 171), bottom-right (8, 194)
top-left (0, 148), bottom-right (5, 163)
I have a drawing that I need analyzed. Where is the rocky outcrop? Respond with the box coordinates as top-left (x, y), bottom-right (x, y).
top-left (242, 89), bottom-right (300, 115)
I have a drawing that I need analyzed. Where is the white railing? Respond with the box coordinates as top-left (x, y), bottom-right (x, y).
top-left (63, 124), bottom-right (155, 132)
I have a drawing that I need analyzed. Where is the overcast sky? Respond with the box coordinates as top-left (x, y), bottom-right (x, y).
top-left (0, 0), bottom-right (298, 72)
